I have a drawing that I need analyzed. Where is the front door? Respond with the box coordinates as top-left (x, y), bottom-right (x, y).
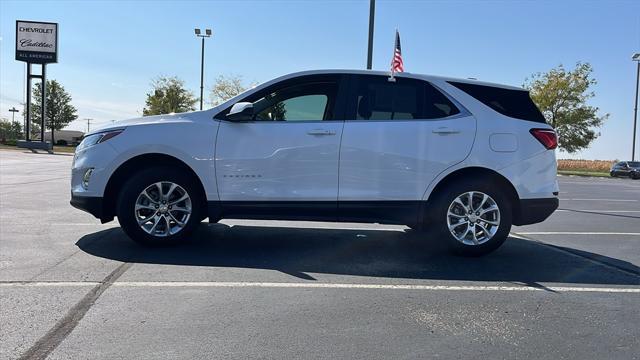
top-left (214, 74), bottom-right (346, 220)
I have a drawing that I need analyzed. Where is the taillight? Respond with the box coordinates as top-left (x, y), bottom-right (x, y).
top-left (530, 128), bottom-right (557, 150)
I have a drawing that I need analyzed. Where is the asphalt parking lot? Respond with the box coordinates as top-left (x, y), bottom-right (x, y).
top-left (1, 149), bottom-right (638, 360)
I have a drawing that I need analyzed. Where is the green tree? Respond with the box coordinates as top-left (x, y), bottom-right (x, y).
top-left (143, 76), bottom-right (197, 116)
top-left (0, 118), bottom-right (23, 142)
top-left (524, 62), bottom-right (608, 153)
top-left (209, 75), bottom-right (250, 106)
top-left (29, 80), bottom-right (79, 143)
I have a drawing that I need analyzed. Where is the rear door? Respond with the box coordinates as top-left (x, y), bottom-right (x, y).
top-left (338, 74), bottom-right (476, 222)
top-left (214, 74), bottom-right (347, 219)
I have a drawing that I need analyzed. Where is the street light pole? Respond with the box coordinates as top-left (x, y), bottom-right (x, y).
top-left (200, 36), bottom-right (205, 110)
top-left (632, 53), bottom-right (640, 161)
top-left (195, 28), bottom-right (212, 111)
top-left (366, 0), bottom-right (375, 70)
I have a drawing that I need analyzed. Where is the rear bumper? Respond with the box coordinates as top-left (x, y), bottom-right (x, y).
top-left (513, 197), bottom-right (559, 226)
top-left (70, 195), bottom-right (110, 222)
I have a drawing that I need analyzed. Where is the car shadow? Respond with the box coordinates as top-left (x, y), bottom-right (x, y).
top-left (19, 150), bottom-right (75, 156)
top-left (76, 223), bottom-right (640, 286)
top-left (558, 208), bottom-right (640, 220)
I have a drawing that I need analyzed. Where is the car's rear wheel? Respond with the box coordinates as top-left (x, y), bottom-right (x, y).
top-left (117, 167), bottom-right (204, 246)
top-left (610, 171), bottom-right (616, 178)
top-left (431, 179), bottom-right (512, 256)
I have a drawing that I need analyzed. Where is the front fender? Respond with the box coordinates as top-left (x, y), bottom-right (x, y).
top-left (105, 121), bottom-right (219, 200)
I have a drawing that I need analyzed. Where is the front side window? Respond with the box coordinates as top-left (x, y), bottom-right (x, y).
top-left (254, 86), bottom-right (331, 121)
top-left (224, 78), bottom-right (339, 121)
top-left (351, 75), bottom-right (459, 121)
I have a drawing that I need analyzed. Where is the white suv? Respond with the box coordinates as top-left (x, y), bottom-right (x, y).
top-left (71, 70), bottom-right (559, 256)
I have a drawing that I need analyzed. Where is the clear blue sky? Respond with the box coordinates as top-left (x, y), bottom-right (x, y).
top-left (1, 0), bottom-right (639, 159)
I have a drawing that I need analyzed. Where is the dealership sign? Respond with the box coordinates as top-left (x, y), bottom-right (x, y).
top-left (15, 20), bottom-right (58, 63)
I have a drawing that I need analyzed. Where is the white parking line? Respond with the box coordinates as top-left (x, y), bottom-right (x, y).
top-left (50, 223), bottom-right (118, 226)
top-left (556, 210), bottom-right (640, 213)
top-left (561, 199), bottom-right (638, 201)
top-left (1, 281), bottom-right (638, 293)
top-left (0, 282), bottom-right (100, 287)
top-left (516, 232), bottom-right (640, 236)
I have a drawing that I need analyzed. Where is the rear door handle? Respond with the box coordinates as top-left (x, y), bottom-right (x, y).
top-left (432, 127), bottom-right (460, 135)
top-left (307, 129), bottom-right (336, 136)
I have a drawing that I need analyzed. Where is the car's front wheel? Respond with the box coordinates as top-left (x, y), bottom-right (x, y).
top-left (431, 179), bottom-right (512, 256)
top-left (117, 167), bottom-right (204, 246)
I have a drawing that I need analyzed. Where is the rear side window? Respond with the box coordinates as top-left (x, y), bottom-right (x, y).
top-left (424, 83), bottom-right (460, 118)
top-left (351, 75), bottom-right (459, 120)
top-left (449, 81), bottom-right (546, 123)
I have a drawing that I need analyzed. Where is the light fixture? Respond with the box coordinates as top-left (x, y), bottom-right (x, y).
top-left (82, 168), bottom-right (94, 190)
top-left (194, 28), bottom-right (201, 35)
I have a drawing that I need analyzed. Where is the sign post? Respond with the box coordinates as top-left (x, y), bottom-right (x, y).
top-left (15, 20), bottom-right (58, 150)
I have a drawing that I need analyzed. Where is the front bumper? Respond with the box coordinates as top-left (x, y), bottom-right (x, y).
top-left (513, 197), bottom-right (559, 226)
top-left (70, 195), bottom-right (109, 222)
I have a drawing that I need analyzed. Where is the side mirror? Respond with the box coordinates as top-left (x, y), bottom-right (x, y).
top-left (227, 102), bottom-right (254, 121)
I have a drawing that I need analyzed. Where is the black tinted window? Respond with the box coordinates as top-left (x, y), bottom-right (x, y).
top-left (352, 76), bottom-right (459, 120)
top-left (629, 162), bottom-right (640, 168)
top-left (424, 83), bottom-right (460, 118)
top-left (449, 81), bottom-right (546, 123)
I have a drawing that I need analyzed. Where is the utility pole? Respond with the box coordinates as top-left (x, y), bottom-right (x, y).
top-left (9, 107), bottom-right (20, 138)
top-left (194, 28), bottom-right (212, 111)
top-left (85, 118), bottom-right (93, 133)
top-left (9, 107), bottom-right (19, 122)
top-left (366, 0), bottom-right (375, 70)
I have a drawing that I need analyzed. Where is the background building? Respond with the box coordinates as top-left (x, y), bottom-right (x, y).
top-left (43, 130), bottom-right (84, 145)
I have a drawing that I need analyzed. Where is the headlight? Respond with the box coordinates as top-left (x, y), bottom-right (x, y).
top-left (76, 129), bottom-right (124, 152)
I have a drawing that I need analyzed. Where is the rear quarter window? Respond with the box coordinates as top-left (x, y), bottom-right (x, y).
top-left (449, 81), bottom-right (546, 123)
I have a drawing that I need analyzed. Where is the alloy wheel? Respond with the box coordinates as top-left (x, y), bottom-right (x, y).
top-left (446, 191), bottom-right (501, 245)
top-left (134, 181), bottom-right (192, 237)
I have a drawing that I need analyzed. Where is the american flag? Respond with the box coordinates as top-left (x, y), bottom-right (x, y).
top-left (391, 30), bottom-right (404, 73)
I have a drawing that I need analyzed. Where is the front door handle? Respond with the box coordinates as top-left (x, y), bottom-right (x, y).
top-left (307, 129), bottom-right (336, 136)
top-left (432, 127), bottom-right (460, 135)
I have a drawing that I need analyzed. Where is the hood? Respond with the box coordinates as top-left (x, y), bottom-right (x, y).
top-left (88, 108), bottom-right (220, 135)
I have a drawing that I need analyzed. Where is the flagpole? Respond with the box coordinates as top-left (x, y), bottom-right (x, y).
top-left (388, 28), bottom-right (398, 82)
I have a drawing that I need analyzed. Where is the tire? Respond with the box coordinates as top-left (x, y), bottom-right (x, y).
top-left (632, 172), bottom-right (640, 180)
top-left (430, 178), bottom-right (512, 256)
top-left (116, 166), bottom-right (204, 246)
top-left (610, 171), bottom-right (616, 178)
